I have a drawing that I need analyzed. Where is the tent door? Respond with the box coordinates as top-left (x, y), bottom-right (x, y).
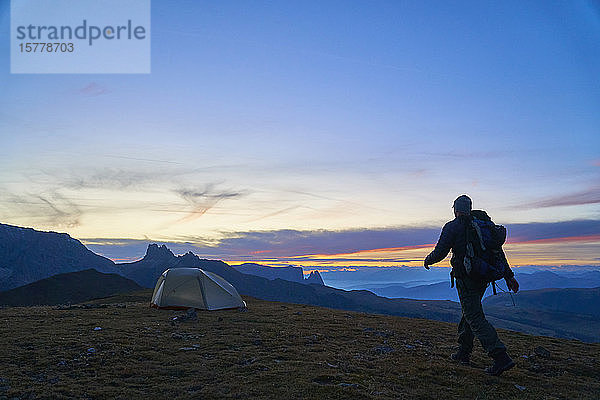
top-left (198, 276), bottom-right (209, 309)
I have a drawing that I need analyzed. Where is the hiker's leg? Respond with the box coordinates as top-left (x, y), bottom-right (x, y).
top-left (456, 278), bottom-right (506, 357)
top-left (456, 281), bottom-right (475, 353)
top-left (457, 313), bottom-right (474, 353)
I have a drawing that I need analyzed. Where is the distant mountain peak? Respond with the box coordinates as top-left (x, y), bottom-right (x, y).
top-left (305, 270), bottom-right (324, 285)
top-left (176, 251), bottom-right (201, 266)
top-left (144, 244), bottom-right (175, 260)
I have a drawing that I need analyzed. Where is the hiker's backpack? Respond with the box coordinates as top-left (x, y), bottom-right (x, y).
top-left (463, 210), bottom-right (509, 285)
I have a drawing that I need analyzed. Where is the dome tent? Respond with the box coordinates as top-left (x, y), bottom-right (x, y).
top-left (151, 268), bottom-right (246, 310)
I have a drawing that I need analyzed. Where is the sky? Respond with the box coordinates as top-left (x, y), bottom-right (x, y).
top-left (0, 0), bottom-right (598, 270)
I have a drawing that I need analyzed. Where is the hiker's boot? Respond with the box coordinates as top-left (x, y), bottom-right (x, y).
top-left (485, 352), bottom-right (515, 376)
top-left (450, 349), bottom-right (470, 365)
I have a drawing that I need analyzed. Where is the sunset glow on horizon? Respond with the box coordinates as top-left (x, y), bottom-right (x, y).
top-left (222, 238), bottom-right (600, 270)
top-left (79, 230), bottom-right (600, 271)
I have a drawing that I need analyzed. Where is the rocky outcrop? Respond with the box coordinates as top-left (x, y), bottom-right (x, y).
top-left (305, 270), bottom-right (325, 285)
top-left (117, 244), bottom-right (181, 288)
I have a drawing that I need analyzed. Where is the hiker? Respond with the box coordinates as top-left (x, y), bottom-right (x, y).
top-left (423, 195), bottom-right (519, 376)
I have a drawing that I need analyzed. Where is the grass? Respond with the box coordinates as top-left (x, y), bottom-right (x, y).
top-left (0, 289), bottom-right (598, 399)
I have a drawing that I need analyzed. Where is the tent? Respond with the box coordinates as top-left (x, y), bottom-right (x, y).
top-left (150, 268), bottom-right (246, 310)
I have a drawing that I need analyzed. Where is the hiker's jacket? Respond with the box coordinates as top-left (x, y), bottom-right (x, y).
top-left (424, 215), bottom-right (514, 280)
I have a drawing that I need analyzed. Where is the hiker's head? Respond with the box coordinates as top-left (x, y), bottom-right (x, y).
top-left (453, 195), bottom-right (472, 217)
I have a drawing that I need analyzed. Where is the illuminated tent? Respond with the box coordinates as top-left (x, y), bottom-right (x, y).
top-left (150, 268), bottom-right (246, 310)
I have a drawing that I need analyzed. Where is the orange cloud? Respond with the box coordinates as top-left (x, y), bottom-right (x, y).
top-left (249, 249), bottom-right (273, 255)
top-left (507, 234), bottom-right (600, 245)
top-left (225, 233), bottom-right (600, 269)
top-left (302, 243), bottom-right (435, 258)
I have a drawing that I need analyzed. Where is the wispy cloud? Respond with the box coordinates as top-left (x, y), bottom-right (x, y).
top-left (78, 82), bottom-right (109, 96)
top-left (1, 165), bottom-right (251, 230)
top-left (101, 154), bottom-right (185, 165)
top-left (244, 206), bottom-right (304, 223)
top-left (507, 219), bottom-right (600, 242)
top-left (36, 192), bottom-right (81, 227)
top-left (508, 234), bottom-right (600, 245)
top-left (419, 150), bottom-right (505, 159)
top-left (0, 191), bottom-right (81, 228)
top-left (519, 186), bottom-right (600, 208)
top-left (56, 167), bottom-right (180, 190)
top-left (174, 184), bottom-right (247, 222)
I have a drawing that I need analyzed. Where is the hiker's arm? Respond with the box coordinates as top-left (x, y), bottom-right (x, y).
top-left (499, 250), bottom-right (519, 293)
top-left (424, 223), bottom-right (454, 268)
top-left (498, 250), bottom-right (514, 279)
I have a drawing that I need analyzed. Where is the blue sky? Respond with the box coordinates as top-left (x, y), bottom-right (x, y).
top-left (0, 0), bottom-right (598, 267)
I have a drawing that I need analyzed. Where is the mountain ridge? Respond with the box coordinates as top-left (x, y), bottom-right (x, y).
top-left (233, 262), bottom-right (325, 286)
top-left (1, 222), bottom-right (599, 342)
top-left (233, 263), bottom-right (305, 283)
top-left (484, 287), bottom-right (600, 318)
top-left (0, 223), bottom-right (116, 291)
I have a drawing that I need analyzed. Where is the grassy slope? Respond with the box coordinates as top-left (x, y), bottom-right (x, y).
top-left (0, 290), bottom-right (598, 400)
top-left (0, 269), bottom-right (142, 307)
top-left (484, 287), bottom-right (600, 318)
top-left (485, 305), bottom-right (600, 343)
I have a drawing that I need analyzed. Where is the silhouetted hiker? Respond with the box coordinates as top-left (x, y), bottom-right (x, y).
top-left (423, 195), bottom-right (520, 376)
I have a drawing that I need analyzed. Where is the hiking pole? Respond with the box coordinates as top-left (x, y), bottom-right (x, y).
top-left (494, 281), bottom-right (516, 307)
